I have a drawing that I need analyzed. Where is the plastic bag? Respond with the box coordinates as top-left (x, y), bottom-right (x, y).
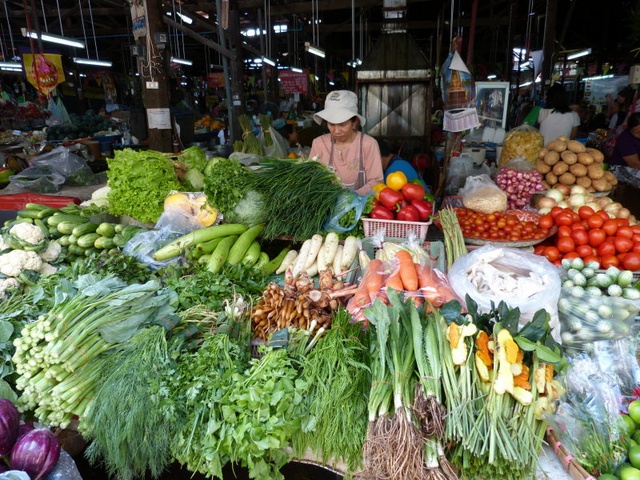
top-left (9, 165), bottom-right (65, 193)
top-left (322, 190), bottom-right (370, 233)
top-left (258, 126), bottom-right (289, 159)
top-left (558, 287), bottom-right (640, 353)
top-left (30, 146), bottom-right (96, 186)
top-left (458, 174), bottom-right (507, 213)
top-left (448, 245), bottom-right (562, 339)
top-left (229, 151), bottom-right (263, 166)
top-left (44, 449), bottom-right (83, 480)
top-left (445, 156), bottom-right (491, 196)
top-left (499, 124), bottom-right (544, 166)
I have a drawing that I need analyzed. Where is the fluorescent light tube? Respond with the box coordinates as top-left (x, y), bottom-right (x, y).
top-left (21, 28), bottom-right (85, 49)
top-left (304, 42), bottom-right (325, 58)
top-left (170, 56), bottom-right (192, 66)
top-left (262, 56), bottom-right (276, 67)
top-left (0, 62), bottom-right (22, 69)
top-left (73, 57), bottom-right (113, 67)
top-left (567, 48), bottom-right (591, 60)
top-left (291, 67), bottom-right (303, 73)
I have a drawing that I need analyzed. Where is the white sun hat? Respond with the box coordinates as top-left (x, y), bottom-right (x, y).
top-left (313, 90), bottom-right (366, 126)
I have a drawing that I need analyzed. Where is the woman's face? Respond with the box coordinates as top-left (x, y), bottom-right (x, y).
top-left (327, 119), bottom-right (357, 142)
top-left (630, 124), bottom-right (640, 139)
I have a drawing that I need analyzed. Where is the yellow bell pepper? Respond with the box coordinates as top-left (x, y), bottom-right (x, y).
top-left (386, 171), bottom-right (408, 191)
top-left (371, 182), bottom-right (386, 200)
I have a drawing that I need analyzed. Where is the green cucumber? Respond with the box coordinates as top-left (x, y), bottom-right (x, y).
top-left (72, 222), bottom-right (99, 237)
top-left (96, 222), bottom-right (117, 237)
top-left (259, 247), bottom-right (290, 275)
top-left (57, 235), bottom-right (72, 247)
top-left (241, 241), bottom-right (262, 266)
top-left (206, 235), bottom-right (239, 274)
top-left (94, 236), bottom-right (116, 250)
top-left (76, 232), bottom-right (101, 249)
top-left (153, 223), bottom-right (248, 261)
top-left (68, 244), bottom-right (86, 256)
top-left (47, 213), bottom-right (86, 227)
top-left (226, 224), bottom-right (265, 265)
top-left (57, 219), bottom-right (89, 235)
top-left (194, 237), bottom-right (224, 256)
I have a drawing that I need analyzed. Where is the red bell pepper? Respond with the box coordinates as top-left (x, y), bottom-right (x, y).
top-left (411, 199), bottom-right (433, 222)
top-left (370, 205), bottom-right (395, 220)
top-left (401, 182), bottom-right (426, 203)
top-left (396, 205), bottom-right (420, 222)
top-left (378, 187), bottom-right (403, 211)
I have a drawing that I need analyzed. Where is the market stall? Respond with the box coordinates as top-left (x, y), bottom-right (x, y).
top-left (0, 118), bottom-right (639, 480)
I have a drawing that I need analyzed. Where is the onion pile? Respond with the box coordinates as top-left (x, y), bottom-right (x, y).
top-left (496, 167), bottom-right (545, 209)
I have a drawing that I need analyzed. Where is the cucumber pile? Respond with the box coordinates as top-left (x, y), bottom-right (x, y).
top-left (558, 257), bottom-right (640, 352)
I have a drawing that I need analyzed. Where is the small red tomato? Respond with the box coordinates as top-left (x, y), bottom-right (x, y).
top-left (538, 214), bottom-right (554, 230)
top-left (596, 209), bottom-right (611, 221)
top-left (557, 225), bottom-right (572, 238)
top-left (588, 229), bottom-right (607, 247)
top-left (602, 219), bottom-right (619, 236)
top-left (614, 236), bottom-right (634, 254)
top-left (617, 217), bottom-right (630, 227)
top-left (597, 241), bottom-right (616, 257)
top-left (543, 246), bottom-right (561, 262)
top-left (600, 254), bottom-right (619, 268)
top-left (617, 226), bottom-right (634, 240)
top-left (622, 251), bottom-right (640, 271)
top-left (550, 206), bottom-right (565, 219)
top-left (587, 214), bottom-right (604, 229)
top-left (576, 244), bottom-right (595, 258)
top-left (555, 212), bottom-right (574, 227)
top-left (571, 229), bottom-right (589, 246)
top-left (557, 236), bottom-right (576, 254)
top-left (578, 205), bottom-right (595, 219)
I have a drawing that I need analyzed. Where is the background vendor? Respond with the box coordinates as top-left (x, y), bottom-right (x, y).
top-left (308, 90), bottom-right (383, 195)
top-left (376, 137), bottom-right (428, 190)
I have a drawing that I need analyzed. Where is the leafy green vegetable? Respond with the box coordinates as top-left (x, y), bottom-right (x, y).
top-left (179, 145), bottom-right (207, 171)
top-left (107, 148), bottom-right (183, 224)
top-left (225, 189), bottom-right (266, 226)
top-left (203, 157), bottom-right (254, 217)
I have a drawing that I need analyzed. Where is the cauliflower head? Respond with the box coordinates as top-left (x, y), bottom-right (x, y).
top-left (9, 222), bottom-right (46, 246)
top-left (0, 278), bottom-right (20, 299)
top-left (39, 241), bottom-right (62, 263)
top-left (0, 250), bottom-right (43, 277)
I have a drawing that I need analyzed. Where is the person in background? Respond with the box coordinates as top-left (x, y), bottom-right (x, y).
top-left (376, 138), bottom-right (428, 190)
top-left (608, 112), bottom-right (640, 190)
top-left (537, 83), bottom-right (580, 146)
top-left (308, 90), bottom-right (383, 195)
top-left (274, 120), bottom-right (300, 148)
top-left (607, 87), bottom-right (635, 129)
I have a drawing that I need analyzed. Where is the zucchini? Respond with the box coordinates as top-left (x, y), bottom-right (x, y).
top-left (241, 241), bottom-right (262, 266)
top-left (194, 237), bottom-right (223, 256)
top-left (94, 236), bottom-right (115, 250)
top-left (206, 235), bottom-right (239, 274)
top-left (226, 224), bottom-right (265, 265)
top-left (76, 232), bottom-right (101, 249)
top-left (260, 247), bottom-right (290, 275)
top-left (72, 222), bottom-right (99, 237)
top-left (96, 222), bottom-right (117, 237)
top-left (254, 251), bottom-right (270, 271)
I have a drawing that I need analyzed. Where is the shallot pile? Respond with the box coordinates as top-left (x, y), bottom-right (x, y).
top-left (496, 167), bottom-right (545, 209)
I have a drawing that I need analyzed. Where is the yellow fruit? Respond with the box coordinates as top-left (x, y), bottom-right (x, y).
top-left (386, 171), bottom-right (408, 191)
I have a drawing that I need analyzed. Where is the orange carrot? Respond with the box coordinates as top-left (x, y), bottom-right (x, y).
top-left (385, 270), bottom-right (404, 291)
top-left (395, 250), bottom-right (418, 291)
top-left (362, 259), bottom-right (386, 297)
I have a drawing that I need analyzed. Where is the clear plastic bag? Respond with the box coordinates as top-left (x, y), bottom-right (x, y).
top-left (458, 174), bottom-right (507, 213)
top-left (229, 151), bottom-right (263, 166)
top-left (30, 146), bottom-right (96, 186)
top-left (258, 126), bottom-right (289, 159)
top-left (447, 245), bottom-right (562, 339)
top-left (499, 124), bottom-right (544, 166)
top-left (558, 287), bottom-right (640, 353)
top-left (43, 449), bottom-right (83, 480)
top-left (9, 166), bottom-right (65, 193)
top-left (322, 190), bottom-right (370, 233)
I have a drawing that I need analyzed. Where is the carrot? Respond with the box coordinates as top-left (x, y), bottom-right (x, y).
top-left (395, 250), bottom-right (418, 291)
top-left (385, 270), bottom-right (404, 291)
top-left (362, 259), bottom-right (386, 297)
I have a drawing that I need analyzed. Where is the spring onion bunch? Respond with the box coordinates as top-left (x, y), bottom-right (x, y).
top-left (12, 273), bottom-right (178, 428)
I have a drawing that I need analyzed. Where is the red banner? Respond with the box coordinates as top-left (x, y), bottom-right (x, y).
top-left (208, 72), bottom-right (226, 88)
top-left (279, 70), bottom-right (308, 95)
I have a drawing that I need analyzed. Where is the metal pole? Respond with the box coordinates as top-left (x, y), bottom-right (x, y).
top-left (215, 0), bottom-right (235, 144)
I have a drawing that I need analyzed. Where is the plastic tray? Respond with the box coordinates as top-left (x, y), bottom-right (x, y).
top-left (362, 217), bottom-right (431, 241)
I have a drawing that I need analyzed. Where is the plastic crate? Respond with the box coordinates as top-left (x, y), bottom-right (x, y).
top-left (362, 217), bottom-right (431, 241)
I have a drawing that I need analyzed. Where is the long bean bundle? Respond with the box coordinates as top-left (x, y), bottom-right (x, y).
top-left (248, 158), bottom-right (344, 240)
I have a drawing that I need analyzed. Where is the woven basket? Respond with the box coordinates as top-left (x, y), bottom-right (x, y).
top-left (545, 426), bottom-right (597, 480)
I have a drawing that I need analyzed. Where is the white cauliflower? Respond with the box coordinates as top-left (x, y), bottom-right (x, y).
top-left (0, 278), bottom-right (20, 299)
top-left (0, 236), bottom-right (9, 251)
top-left (39, 241), bottom-right (62, 262)
top-left (9, 222), bottom-right (46, 246)
top-left (39, 262), bottom-right (58, 277)
top-left (0, 250), bottom-right (43, 277)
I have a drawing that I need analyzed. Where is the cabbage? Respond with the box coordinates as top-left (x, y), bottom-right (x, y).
top-left (185, 168), bottom-right (205, 191)
top-left (225, 190), bottom-right (266, 226)
top-left (180, 146), bottom-right (207, 171)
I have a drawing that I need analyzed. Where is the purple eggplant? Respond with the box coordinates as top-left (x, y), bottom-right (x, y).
top-left (0, 398), bottom-right (20, 455)
top-left (9, 428), bottom-right (61, 480)
top-left (16, 421), bottom-right (35, 442)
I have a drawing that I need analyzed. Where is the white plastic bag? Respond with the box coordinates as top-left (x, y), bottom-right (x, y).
top-left (447, 245), bottom-right (562, 339)
top-left (458, 174), bottom-right (507, 213)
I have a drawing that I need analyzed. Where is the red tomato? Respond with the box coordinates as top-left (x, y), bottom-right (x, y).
top-left (633, 242), bottom-right (640, 253)
top-left (600, 255), bottom-right (620, 268)
top-left (602, 219), bottom-right (619, 236)
top-left (570, 211), bottom-right (582, 224)
top-left (588, 229), bottom-right (607, 247)
top-left (631, 225), bottom-right (640, 234)
top-left (543, 246), bottom-right (561, 262)
top-left (614, 236), bottom-right (634, 254)
top-left (597, 241), bottom-right (617, 257)
top-left (557, 225), bottom-right (572, 238)
top-left (534, 244), bottom-right (546, 255)
top-left (571, 229), bottom-right (589, 246)
top-left (571, 222), bottom-right (587, 231)
top-left (550, 206), bottom-right (565, 218)
top-left (562, 252), bottom-right (581, 261)
top-left (555, 212), bottom-right (574, 227)
top-left (583, 254), bottom-right (601, 265)
top-left (538, 214), bottom-right (554, 230)
top-left (576, 244), bottom-right (595, 258)
top-left (632, 234), bottom-right (640, 243)
top-left (617, 218), bottom-right (630, 227)
top-left (578, 205), bottom-right (595, 219)
top-left (557, 236), bottom-right (576, 254)
top-left (617, 226), bottom-right (634, 239)
top-left (622, 252), bottom-right (640, 271)
top-left (586, 214), bottom-right (604, 229)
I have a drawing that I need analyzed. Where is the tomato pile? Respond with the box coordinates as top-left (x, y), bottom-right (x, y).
top-left (534, 206), bottom-right (640, 270)
top-left (455, 208), bottom-right (551, 242)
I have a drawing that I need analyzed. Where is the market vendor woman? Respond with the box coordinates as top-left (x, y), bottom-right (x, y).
top-left (309, 90), bottom-right (384, 195)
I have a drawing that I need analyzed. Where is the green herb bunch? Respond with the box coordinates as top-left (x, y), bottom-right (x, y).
top-left (202, 157), bottom-right (254, 217)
